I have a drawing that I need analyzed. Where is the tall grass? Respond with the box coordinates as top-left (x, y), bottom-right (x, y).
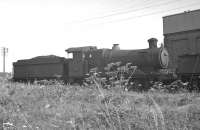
top-left (0, 78), bottom-right (200, 130)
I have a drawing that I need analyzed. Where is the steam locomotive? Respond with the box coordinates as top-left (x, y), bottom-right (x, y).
top-left (13, 38), bottom-right (171, 85)
top-left (12, 9), bottom-right (200, 90)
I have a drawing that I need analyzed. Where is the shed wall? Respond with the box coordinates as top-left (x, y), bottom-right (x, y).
top-left (164, 30), bottom-right (200, 69)
top-left (177, 55), bottom-right (200, 74)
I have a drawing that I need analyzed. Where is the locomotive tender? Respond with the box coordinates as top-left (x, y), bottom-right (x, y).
top-left (13, 55), bottom-right (69, 81)
top-left (13, 38), bottom-right (170, 84)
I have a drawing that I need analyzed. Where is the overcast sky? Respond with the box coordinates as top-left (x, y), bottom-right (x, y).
top-left (0, 0), bottom-right (200, 72)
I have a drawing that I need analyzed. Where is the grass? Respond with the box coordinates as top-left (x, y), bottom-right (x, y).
top-left (0, 78), bottom-right (200, 130)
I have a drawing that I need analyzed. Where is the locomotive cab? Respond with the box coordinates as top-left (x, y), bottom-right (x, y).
top-left (65, 46), bottom-right (97, 82)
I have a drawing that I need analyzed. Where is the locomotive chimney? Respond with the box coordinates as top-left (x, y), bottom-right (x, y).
top-left (112, 44), bottom-right (120, 50)
top-left (148, 38), bottom-right (158, 49)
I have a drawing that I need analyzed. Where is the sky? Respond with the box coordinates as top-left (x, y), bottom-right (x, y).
top-left (0, 0), bottom-right (200, 72)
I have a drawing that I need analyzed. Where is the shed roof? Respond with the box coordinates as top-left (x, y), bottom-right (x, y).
top-left (163, 9), bottom-right (200, 34)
